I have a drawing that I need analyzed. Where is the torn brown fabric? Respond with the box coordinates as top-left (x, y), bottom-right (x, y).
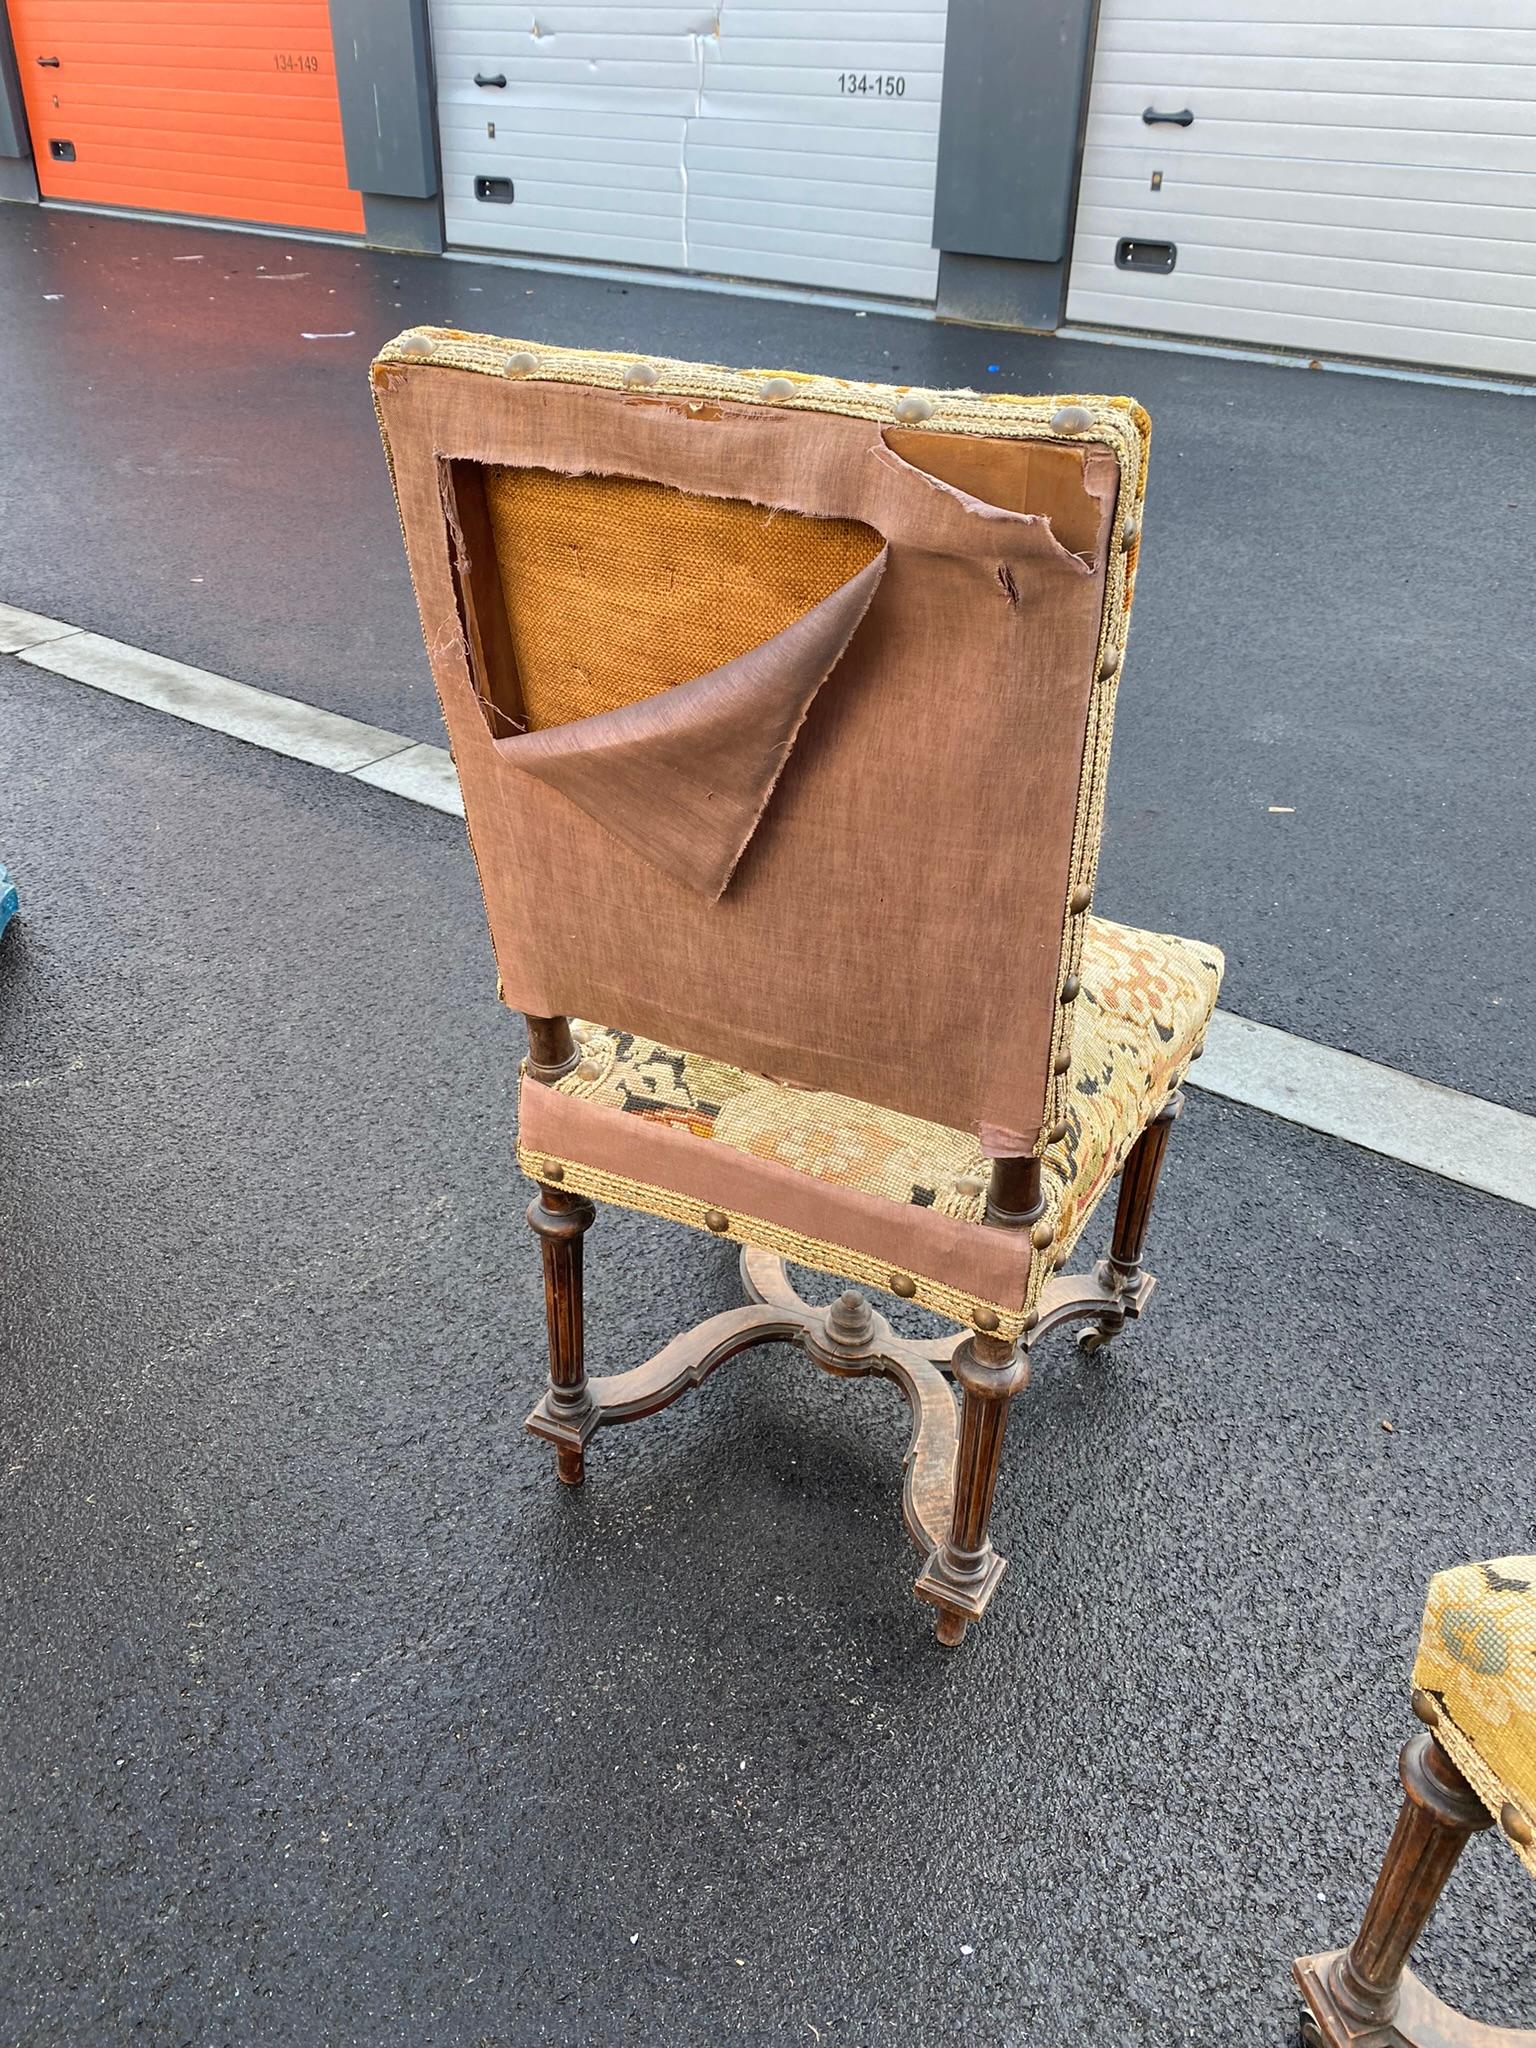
top-left (374, 341), bottom-right (1134, 1154)
top-left (517, 1074), bottom-right (1036, 1308)
top-left (498, 546), bottom-right (888, 899)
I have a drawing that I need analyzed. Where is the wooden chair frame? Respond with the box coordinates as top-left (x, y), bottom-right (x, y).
top-left (1295, 1714), bottom-right (1534, 2046)
top-left (522, 1010), bottom-right (1185, 1648)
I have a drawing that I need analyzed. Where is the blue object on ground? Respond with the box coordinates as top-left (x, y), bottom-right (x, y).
top-left (0, 862), bottom-right (16, 940)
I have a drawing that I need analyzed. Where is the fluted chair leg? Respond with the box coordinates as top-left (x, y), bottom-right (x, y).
top-left (1294, 1728), bottom-right (1534, 2048)
top-left (1080, 1088), bottom-right (1183, 1353)
top-left (915, 1331), bottom-right (1030, 1647)
top-left (1108, 1088), bottom-right (1183, 1291)
top-left (526, 1183), bottom-right (597, 1486)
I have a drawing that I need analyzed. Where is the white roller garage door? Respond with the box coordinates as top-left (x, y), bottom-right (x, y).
top-left (429, 1), bottom-right (947, 303)
top-left (1067, 0), bottom-right (1536, 378)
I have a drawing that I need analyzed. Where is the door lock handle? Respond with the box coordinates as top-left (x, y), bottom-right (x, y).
top-left (474, 71), bottom-right (507, 88)
top-left (37, 54), bottom-right (61, 66)
top-left (1142, 106), bottom-right (1193, 126)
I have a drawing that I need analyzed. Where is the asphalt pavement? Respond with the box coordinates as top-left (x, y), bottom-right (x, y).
top-left (1, 205), bottom-right (1533, 1113)
top-left (2, 197), bottom-right (1534, 2046)
top-left (2, 656), bottom-right (1533, 2046)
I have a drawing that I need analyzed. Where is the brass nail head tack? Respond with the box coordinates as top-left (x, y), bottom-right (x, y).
top-left (704, 1208), bottom-right (729, 1233)
top-left (1030, 1220), bottom-right (1055, 1250)
top-left (1023, 1310), bottom-right (1040, 1331)
top-left (973, 1307), bottom-right (1001, 1333)
top-left (576, 1060), bottom-right (600, 1081)
top-left (1054, 1051), bottom-right (1072, 1075)
top-left (1060, 976), bottom-right (1081, 1003)
top-left (505, 349), bottom-right (540, 375)
top-left (761, 375), bottom-right (795, 400)
top-left (1046, 1120), bottom-right (1069, 1144)
top-left (953, 1174), bottom-right (985, 1197)
top-left (1502, 1800), bottom-right (1535, 1847)
top-left (1069, 884), bottom-right (1093, 914)
top-left (890, 1273), bottom-right (918, 1299)
top-left (1050, 404), bottom-right (1094, 434)
top-left (1098, 646), bottom-right (1123, 680)
top-left (894, 394), bottom-right (933, 423)
top-left (1410, 1688), bottom-right (1440, 1728)
top-left (1121, 515), bottom-right (1141, 549)
top-left (624, 361), bottom-right (660, 386)
top-left (543, 1162), bottom-right (565, 1184)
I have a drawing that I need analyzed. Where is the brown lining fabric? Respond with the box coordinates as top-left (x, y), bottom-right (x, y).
top-left (880, 431), bottom-right (1113, 562)
top-left (518, 1073), bottom-right (1036, 1310)
top-left (373, 332), bottom-right (1142, 1156)
top-left (498, 548), bottom-right (889, 899)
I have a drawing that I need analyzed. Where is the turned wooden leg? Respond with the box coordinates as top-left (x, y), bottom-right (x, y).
top-left (1107, 1088), bottom-right (1183, 1292)
top-left (1294, 1725), bottom-right (1519, 2048)
top-left (1078, 1089), bottom-right (1183, 1354)
top-left (915, 1331), bottom-right (1030, 1647)
top-left (1327, 1732), bottom-right (1489, 2032)
top-left (526, 1182), bottom-right (596, 1486)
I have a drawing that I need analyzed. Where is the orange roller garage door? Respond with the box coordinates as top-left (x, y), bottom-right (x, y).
top-left (6, 0), bottom-right (363, 234)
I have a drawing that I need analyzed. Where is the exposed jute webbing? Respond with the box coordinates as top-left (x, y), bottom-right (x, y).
top-left (483, 466), bottom-right (883, 732)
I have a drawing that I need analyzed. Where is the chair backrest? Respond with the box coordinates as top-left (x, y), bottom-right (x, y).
top-left (373, 331), bottom-right (1149, 1160)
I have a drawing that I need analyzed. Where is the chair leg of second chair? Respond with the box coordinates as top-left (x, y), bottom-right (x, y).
top-left (916, 1330), bottom-right (1031, 1648)
top-left (1294, 1725), bottom-right (1521, 2047)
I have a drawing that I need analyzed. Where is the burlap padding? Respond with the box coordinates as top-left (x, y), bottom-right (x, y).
top-left (484, 465), bottom-right (884, 731)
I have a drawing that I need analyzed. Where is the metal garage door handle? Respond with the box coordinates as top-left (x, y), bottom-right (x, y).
top-left (474, 72), bottom-right (508, 88)
top-left (36, 54), bottom-right (60, 66)
top-left (1142, 106), bottom-right (1193, 126)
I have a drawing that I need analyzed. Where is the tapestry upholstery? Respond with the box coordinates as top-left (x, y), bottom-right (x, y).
top-left (517, 917), bottom-right (1222, 1337)
top-left (1413, 1556), bottom-right (1536, 1878)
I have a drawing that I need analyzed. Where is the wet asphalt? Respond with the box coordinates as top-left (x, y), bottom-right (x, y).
top-left (2, 199), bottom-right (1534, 2047)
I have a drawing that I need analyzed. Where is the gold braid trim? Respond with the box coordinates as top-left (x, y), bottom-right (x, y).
top-left (516, 1141), bottom-right (1041, 1340)
top-left (1424, 1706), bottom-right (1536, 1882)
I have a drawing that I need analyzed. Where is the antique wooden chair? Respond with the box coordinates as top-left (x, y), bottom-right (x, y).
top-left (373, 330), bottom-right (1223, 1645)
top-left (1296, 1556), bottom-right (1535, 2046)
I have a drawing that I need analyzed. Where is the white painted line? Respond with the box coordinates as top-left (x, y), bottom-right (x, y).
top-left (352, 741), bottom-right (465, 816)
top-left (1193, 1012), bottom-right (1536, 1209)
top-left (8, 600), bottom-right (1535, 1210)
top-left (18, 629), bottom-right (413, 776)
top-left (0, 601), bottom-right (80, 655)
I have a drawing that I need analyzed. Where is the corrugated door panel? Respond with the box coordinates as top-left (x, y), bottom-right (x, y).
top-left (430, 0), bottom-right (947, 303)
top-left (7, 0), bottom-right (364, 234)
top-left (1067, 3), bottom-right (1536, 377)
